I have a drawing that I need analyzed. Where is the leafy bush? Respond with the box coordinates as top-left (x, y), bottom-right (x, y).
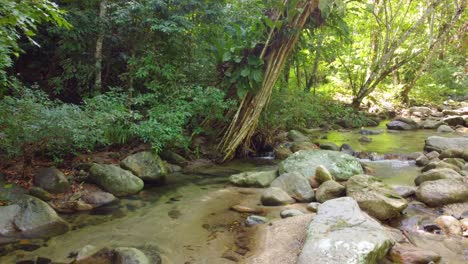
top-left (260, 90), bottom-right (373, 132)
top-left (133, 85), bottom-right (231, 152)
top-left (0, 85), bottom-right (230, 159)
top-left (0, 88), bottom-right (97, 159)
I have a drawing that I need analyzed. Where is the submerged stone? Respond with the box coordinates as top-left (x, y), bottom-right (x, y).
top-left (229, 170), bottom-right (277, 187)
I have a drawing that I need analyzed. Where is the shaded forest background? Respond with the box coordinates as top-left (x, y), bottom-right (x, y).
top-left (0, 0), bottom-right (466, 163)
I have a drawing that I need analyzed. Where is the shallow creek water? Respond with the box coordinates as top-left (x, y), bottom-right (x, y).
top-left (1, 127), bottom-right (467, 263)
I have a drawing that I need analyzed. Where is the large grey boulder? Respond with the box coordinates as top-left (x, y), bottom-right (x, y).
top-left (297, 197), bottom-right (393, 264)
top-left (422, 119), bottom-right (445, 129)
top-left (229, 170), bottom-right (277, 187)
top-left (34, 167), bottom-right (70, 193)
top-left (437, 125), bottom-right (455, 133)
top-left (279, 150), bottom-right (363, 181)
top-left (424, 136), bottom-right (468, 153)
top-left (346, 175), bottom-right (408, 220)
top-left (0, 195), bottom-right (69, 244)
top-left (315, 180), bottom-right (345, 203)
top-left (416, 178), bottom-right (468, 207)
top-left (443, 116), bottom-right (465, 126)
top-left (386, 118), bottom-right (419, 130)
top-left (261, 187), bottom-right (295, 206)
top-left (270, 172), bottom-right (315, 202)
top-left (414, 168), bottom-right (463, 186)
top-left (89, 164), bottom-right (144, 196)
top-left (121, 151), bottom-right (167, 182)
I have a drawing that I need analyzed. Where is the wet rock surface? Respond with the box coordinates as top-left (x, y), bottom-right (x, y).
top-left (279, 150), bottom-right (364, 181)
top-left (297, 197), bottom-right (393, 264)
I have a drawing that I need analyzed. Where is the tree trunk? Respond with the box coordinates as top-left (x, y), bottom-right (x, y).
top-left (94, 0), bottom-right (108, 93)
top-left (219, 0), bottom-right (319, 161)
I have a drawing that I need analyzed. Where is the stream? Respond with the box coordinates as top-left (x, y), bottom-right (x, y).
top-left (1, 127), bottom-right (467, 263)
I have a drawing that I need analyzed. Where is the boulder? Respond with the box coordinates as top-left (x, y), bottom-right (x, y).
top-left (315, 180), bottom-right (345, 203)
top-left (279, 150), bottom-right (364, 181)
top-left (270, 172), bottom-right (315, 202)
top-left (421, 161), bottom-right (461, 173)
top-left (346, 175), bottom-right (408, 220)
top-left (416, 178), bottom-right (468, 207)
top-left (414, 168), bottom-right (463, 186)
top-left (386, 121), bottom-right (413, 130)
top-left (80, 184), bottom-right (118, 208)
top-left (297, 197), bottom-right (393, 264)
top-left (415, 155), bottom-right (429, 166)
top-left (425, 151), bottom-right (440, 160)
top-left (120, 151), bottom-right (167, 182)
top-left (443, 158), bottom-right (465, 169)
top-left (159, 150), bottom-right (188, 166)
top-left (359, 129), bottom-right (383, 135)
top-left (114, 247), bottom-right (150, 264)
top-left (89, 164), bottom-right (144, 197)
top-left (229, 170), bottom-right (277, 187)
top-left (434, 215), bottom-right (462, 236)
top-left (287, 130), bottom-right (309, 142)
top-left (261, 187), bottom-right (295, 206)
top-left (386, 118), bottom-right (419, 130)
top-left (422, 119), bottom-right (445, 129)
top-left (319, 142), bottom-right (339, 151)
top-left (424, 136), bottom-right (468, 153)
top-left (280, 209), bottom-right (305, 218)
top-left (0, 195), bottom-right (69, 244)
top-left (34, 167), bottom-right (70, 194)
top-left (315, 165), bottom-right (334, 184)
top-left (439, 148), bottom-right (464, 159)
top-left (387, 243), bottom-right (441, 264)
top-left (443, 116), bottom-right (465, 126)
top-left (437, 125), bottom-right (455, 133)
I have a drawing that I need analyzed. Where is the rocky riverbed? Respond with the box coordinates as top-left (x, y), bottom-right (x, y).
top-left (1, 102), bottom-right (468, 263)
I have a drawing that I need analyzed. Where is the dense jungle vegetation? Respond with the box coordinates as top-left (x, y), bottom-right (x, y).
top-left (0, 0), bottom-right (466, 163)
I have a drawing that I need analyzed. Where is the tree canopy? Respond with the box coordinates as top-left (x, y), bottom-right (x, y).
top-left (0, 0), bottom-right (466, 161)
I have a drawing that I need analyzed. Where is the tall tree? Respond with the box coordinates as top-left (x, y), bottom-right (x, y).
top-left (94, 0), bottom-right (108, 93)
top-left (219, 0), bottom-right (325, 160)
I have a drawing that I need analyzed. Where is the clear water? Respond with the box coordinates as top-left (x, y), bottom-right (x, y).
top-left (314, 122), bottom-right (464, 154)
top-left (1, 125), bottom-right (467, 263)
top-left (0, 162), bottom-right (272, 263)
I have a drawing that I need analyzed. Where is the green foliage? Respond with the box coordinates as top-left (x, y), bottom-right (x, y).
top-left (0, 0), bottom-right (69, 88)
top-left (134, 86), bottom-right (231, 152)
top-left (0, 85), bottom-right (230, 159)
top-left (260, 90), bottom-right (373, 132)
